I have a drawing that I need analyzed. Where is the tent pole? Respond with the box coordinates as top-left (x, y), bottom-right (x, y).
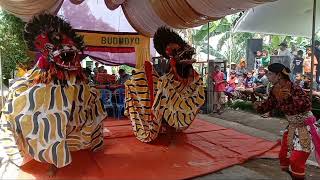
top-left (0, 50), bottom-right (3, 116)
top-left (310, 0), bottom-right (317, 99)
top-left (207, 21), bottom-right (211, 113)
top-left (229, 32), bottom-right (232, 66)
top-left (207, 22), bottom-right (210, 62)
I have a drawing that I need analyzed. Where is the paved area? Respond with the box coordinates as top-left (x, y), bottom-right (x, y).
top-left (196, 110), bottom-right (320, 180)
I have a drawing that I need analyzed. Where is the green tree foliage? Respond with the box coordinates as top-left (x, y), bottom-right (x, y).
top-left (192, 14), bottom-right (310, 64)
top-left (193, 18), bottom-right (231, 43)
top-left (264, 35), bottom-right (308, 54)
top-left (192, 15), bottom-right (253, 64)
top-left (0, 10), bottom-right (30, 80)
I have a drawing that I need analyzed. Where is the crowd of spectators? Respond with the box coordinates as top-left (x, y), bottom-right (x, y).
top-left (211, 41), bottom-right (320, 114)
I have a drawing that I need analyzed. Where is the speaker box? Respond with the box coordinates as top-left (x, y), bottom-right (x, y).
top-left (246, 39), bottom-right (263, 71)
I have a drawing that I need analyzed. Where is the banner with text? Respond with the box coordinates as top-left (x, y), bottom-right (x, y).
top-left (76, 30), bottom-right (150, 68)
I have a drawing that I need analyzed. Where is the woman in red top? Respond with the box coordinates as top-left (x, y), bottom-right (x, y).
top-left (211, 65), bottom-right (226, 114)
top-left (255, 63), bottom-right (320, 180)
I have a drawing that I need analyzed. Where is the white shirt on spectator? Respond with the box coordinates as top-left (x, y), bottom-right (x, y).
top-left (278, 48), bottom-right (294, 70)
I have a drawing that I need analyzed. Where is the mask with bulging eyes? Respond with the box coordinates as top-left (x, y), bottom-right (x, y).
top-left (174, 46), bottom-right (196, 64)
top-left (24, 13), bottom-right (86, 84)
top-left (165, 44), bottom-right (197, 79)
top-left (153, 26), bottom-right (199, 81)
top-left (170, 45), bottom-right (196, 79)
top-left (35, 33), bottom-right (82, 71)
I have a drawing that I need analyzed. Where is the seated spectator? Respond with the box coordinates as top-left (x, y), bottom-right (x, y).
top-left (301, 75), bottom-right (320, 99)
top-left (294, 73), bottom-right (304, 88)
top-left (225, 70), bottom-right (238, 101)
top-left (111, 69), bottom-right (131, 89)
top-left (237, 72), bottom-right (247, 89)
top-left (237, 72), bottom-right (257, 101)
top-left (243, 71), bottom-right (255, 89)
top-left (302, 75), bottom-right (312, 91)
top-left (253, 67), bottom-right (269, 98)
top-left (225, 70), bottom-right (238, 93)
top-left (302, 75), bottom-right (317, 91)
top-left (236, 58), bottom-right (247, 77)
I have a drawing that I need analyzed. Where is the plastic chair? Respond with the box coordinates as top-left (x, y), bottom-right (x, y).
top-left (114, 88), bottom-right (125, 119)
top-left (101, 89), bottom-right (115, 118)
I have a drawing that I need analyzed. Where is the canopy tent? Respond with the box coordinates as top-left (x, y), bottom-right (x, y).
top-left (58, 0), bottom-right (135, 32)
top-left (0, 0), bottom-right (276, 67)
top-left (0, 0), bottom-right (64, 22)
top-left (233, 0), bottom-right (320, 37)
top-left (0, 0), bottom-right (276, 37)
top-left (234, 0), bottom-right (319, 99)
top-left (58, 0), bottom-right (152, 67)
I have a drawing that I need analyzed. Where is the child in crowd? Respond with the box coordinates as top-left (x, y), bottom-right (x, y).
top-left (244, 72), bottom-right (255, 89)
top-left (294, 73), bottom-right (304, 88)
top-left (253, 67), bottom-right (268, 97)
top-left (255, 51), bottom-right (263, 70)
top-left (238, 71), bottom-right (257, 101)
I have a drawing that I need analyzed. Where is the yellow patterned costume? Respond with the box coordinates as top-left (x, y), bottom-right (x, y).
top-left (125, 27), bottom-right (205, 142)
top-left (0, 14), bottom-right (106, 168)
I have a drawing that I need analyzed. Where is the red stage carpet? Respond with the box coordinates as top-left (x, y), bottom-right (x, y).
top-left (15, 118), bottom-right (280, 180)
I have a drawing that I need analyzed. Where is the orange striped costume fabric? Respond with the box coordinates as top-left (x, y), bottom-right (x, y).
top-left (125, 65), bottom-right (205, 142)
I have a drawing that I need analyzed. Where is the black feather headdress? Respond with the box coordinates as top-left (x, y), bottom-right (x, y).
top-left (153, 26), bottom-right (196, 63)
top-left (153, 26), bottom-right (188, 59)
top-left (23, 13), bottom-right (85, 51)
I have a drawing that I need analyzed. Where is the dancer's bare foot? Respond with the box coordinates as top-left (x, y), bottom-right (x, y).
top-left (47, 164), bottom-right (57, 177)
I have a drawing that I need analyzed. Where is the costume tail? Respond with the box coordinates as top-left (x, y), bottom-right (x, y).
top-left (124, 63), bottom-right (161, 142)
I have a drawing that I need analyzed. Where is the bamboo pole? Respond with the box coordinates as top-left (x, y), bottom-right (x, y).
top-left (310, 0), bottom-right (317, 99)
top-left (207, 22), bottom-right (210, 62)
top-left (207, 22), bottom-right (212, 113)
top-left (0, 50), bottom-right (3, 116)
